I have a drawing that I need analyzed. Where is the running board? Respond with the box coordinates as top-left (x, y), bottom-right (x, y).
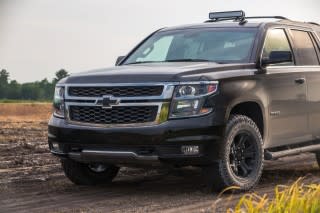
top-left (265, 144), bottom-right (320, 160)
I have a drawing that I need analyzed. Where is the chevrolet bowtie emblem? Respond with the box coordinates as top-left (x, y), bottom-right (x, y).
top-left (100, 95), bottom-right (120, 109)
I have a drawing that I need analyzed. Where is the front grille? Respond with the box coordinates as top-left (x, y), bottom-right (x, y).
top-left (69, 106), bottom-right (158, 125)
top-left (68, 86), bottom-right (163, 97)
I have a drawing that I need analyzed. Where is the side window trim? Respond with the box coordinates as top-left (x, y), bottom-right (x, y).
top-left (316, 32), bottom-right (320, 44)
top-left (284, 28), bottom-right (297, 65)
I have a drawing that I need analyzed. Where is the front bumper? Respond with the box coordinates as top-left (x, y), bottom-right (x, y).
top-left (48, 112), bottom-right (225, 166)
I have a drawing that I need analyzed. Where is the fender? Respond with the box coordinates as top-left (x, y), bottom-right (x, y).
top-left (218, 76), bottom-right (271, 146)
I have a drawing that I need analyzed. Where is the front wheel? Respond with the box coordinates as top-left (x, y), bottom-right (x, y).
top-left (61, 159), bottom-right (119, 185)
top-left (203, 115), bottom-right (264, 192)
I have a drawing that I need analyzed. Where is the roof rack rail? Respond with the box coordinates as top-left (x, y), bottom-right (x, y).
top-left (245, 16), bottom-right (289, 20)
top-left (205, 11), bottom-right (290, 25)
top-left (307, 22), bottom-right (320, 26)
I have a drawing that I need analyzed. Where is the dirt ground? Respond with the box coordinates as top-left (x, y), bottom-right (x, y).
top-left (0, 103), bottom-right (320, 213)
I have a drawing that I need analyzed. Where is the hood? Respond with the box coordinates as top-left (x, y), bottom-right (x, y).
top-left (61, 62), bottom-right (257, 84)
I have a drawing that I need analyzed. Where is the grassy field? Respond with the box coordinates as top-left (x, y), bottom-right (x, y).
top-left (0, 102), bottom-right (52, 121)
top-left (0, 99), bottom-right (51, 103)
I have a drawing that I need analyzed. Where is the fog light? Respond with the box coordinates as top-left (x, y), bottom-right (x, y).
top-left (51, 142), bottom-right (60, 152)
top-left (181, 146), bottom-right (199, 155)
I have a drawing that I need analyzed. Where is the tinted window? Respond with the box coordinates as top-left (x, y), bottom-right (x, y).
top-left (123, 28), bottom-right (258, 64)
top-left (291, 30), bottom-right (319, 65)
top-left (262, 29), bottom-right (293, 66)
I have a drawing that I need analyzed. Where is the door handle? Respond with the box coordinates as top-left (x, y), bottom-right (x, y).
top-left (295, 78), bottom-right (305, 84)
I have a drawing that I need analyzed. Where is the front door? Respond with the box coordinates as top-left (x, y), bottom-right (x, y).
top-left (262, 28), bottom-right (310, 147)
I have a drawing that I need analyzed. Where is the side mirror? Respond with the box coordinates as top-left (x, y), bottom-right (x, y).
top-left (115, 56), bottom-right (125, 66)
top-left (261, 51), bottom-right (292, 66)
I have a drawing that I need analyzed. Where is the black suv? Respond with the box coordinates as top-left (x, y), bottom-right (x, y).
top-left (48, 11), bottom-right (320, 191)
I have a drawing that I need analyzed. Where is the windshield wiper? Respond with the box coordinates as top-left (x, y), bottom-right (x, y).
top-left (124, 61), bottom-right (161, 65)
top-left (165, 59), bottom-right (214, 62)
top-left (125, 59), bottom-right (218, 65)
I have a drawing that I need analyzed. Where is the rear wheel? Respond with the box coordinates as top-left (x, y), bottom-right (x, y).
top-left (203, 115), bottom-right (264, 192)
top-left (61, 159), bottom-right (119, 185)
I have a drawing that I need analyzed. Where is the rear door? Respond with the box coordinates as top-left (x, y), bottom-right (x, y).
top-left (262, 28), bottom-right (310, 148)
top-left (290, 29), bottom-right (320, 139)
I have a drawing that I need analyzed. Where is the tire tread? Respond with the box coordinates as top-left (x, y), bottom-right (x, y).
top-left (204, 114), bottom-right (264, 192)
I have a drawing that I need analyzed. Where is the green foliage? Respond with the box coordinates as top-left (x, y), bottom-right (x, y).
top-left (0, 69), bottom-right (9, 84)
top-left (0, 69), bottom-right (69, 101)
top-left (53, 69), bottom-right (69, 85)
top-left (0, 69), bottom-right (10, 98)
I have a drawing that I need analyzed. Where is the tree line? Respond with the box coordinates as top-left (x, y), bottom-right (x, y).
top-left (0, 69), bottom-right (69, 101)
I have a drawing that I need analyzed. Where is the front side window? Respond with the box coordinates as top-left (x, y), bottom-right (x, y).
top-left (262, 29), bottom-right (294, 66)
top-left (290, 30), bottom-right (319, 66)
top-left (123, 28), bottom-right (258, 65)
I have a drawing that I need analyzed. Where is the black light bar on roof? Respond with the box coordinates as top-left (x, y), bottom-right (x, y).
top-left (209, 10), bottom-right (245, 20)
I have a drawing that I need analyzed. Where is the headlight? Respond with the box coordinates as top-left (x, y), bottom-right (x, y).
top-left (53, 86), bottom-right (65, 118)
top-left (169, 82), bottom-right (218, 118)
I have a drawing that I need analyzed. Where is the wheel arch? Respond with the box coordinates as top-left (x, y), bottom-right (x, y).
top-left (225, 99), bottom-right (267, 140)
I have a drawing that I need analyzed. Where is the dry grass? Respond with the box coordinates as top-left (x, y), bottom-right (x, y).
top-left (0, 103), bottom-right (52, 121)
top-left (227, 178), bottom-right (320, 213)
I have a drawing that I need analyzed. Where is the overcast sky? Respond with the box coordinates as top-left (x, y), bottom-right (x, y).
top-left (1, 0), bottom-right (319, 83)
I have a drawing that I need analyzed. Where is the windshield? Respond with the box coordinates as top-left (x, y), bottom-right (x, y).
top-left (123, 28), bottom-right (258, 65)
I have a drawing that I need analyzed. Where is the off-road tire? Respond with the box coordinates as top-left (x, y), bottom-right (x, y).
top-left (61, 159), bottom-right (119, 185)
top-left (203, 115), bottom-right (264, 192)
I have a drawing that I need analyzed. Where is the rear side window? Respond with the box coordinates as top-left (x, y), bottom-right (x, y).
top-left (290, 30), bottom-right (319, 65)
top-left (262, 29), bottom-right (294, 66)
